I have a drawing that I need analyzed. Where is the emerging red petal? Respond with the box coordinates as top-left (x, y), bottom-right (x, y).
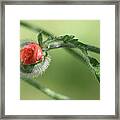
top-left (20, 42), bottom-right (43, 65)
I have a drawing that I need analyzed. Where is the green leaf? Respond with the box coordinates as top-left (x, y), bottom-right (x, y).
top-left (88, 56), bottom-right (99, 67)
top-left (37, 32), bottom-right (43, 46)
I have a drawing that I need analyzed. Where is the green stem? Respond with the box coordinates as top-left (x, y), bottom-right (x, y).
top-left (42, 38), bottom-right (100, 83)
top-left (21, 77), bottom-right (70, 100)
top-left (20, 21), bottom-right (100, 84)
top-left (78, 42), bottom-right (100, 53)
top-left (20, 21), bottom-right (100, 54)
top-left (20, 21), bottom-right (54, 38)
top-left (65, 48), bottom-right (100, 84)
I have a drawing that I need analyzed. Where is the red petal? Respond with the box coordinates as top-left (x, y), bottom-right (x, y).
top-left (20, 43), bottom-right (43, 65)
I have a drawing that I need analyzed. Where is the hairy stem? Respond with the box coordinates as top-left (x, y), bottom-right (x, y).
top-left (20, 21), bottom-right (100, 54)
top-left (65, 48), bottom-right (100, 83)
top-left (21, 77), bottom-right (70, 100)
top-left (42, 38), bottom-right (100, 83)
top-left (20, 21), bottom-right (100, 84)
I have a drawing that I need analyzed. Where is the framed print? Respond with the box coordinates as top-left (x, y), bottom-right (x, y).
top-left (0, 0), bottom-right (120, 119)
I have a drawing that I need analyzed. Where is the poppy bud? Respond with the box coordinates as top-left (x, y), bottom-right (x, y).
top-left (20, 42), bottom-right (51, 78)
top-left (20, 43), bottom-right (43, 65)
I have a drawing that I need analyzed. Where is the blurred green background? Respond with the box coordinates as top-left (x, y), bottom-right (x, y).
top-left (20, 20), bottom-right (100, 100)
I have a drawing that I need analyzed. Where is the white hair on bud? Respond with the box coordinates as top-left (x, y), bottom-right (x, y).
top-left (20, 56), bottom-right (51, 79)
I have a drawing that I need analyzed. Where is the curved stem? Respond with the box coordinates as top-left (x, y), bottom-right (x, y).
top-left (42, 38), bottom-right (100, 83)
top-left (20, 21), bottom-right (100, 84)
top-left (21, 77), bottom-right (70, 100)
top-left (20, 21), bottom-right (54, 38)
top-left (65, 48), bottom-right (100, 84)
top-left (20, 21), bottom-right (100, 54)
